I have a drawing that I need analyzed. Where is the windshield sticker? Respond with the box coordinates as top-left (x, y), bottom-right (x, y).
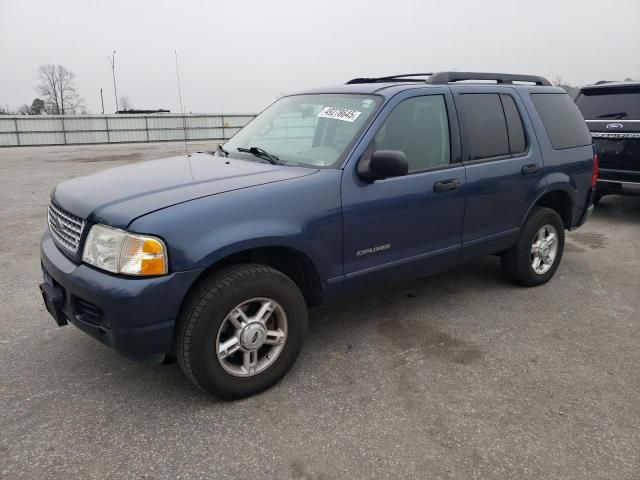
top-left (318, 106), bottom-right (362, 123)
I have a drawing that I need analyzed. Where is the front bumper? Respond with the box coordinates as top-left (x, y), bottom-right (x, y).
top-left (40, 232), bottom-right (203, 357)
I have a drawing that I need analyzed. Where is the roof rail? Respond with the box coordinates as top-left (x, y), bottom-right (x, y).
top-left (346, 73), bottom-right (433, 85)
top-left (346, 71), bottom-right (552, 86)
top-left (426, 71), bottom-right (551, 86)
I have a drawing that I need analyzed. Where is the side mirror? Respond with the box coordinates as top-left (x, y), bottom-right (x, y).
top-left (358, 150), bottom-right (409, 182)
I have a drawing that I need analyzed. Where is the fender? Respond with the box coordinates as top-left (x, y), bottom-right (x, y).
top-left (128, 169), bottom-right (344, 283)
top-left (521, 172), bottom-right (578, 230)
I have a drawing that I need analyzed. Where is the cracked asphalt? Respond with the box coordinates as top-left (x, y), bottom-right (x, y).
top-left (1, 143), bottom-right (639, 479)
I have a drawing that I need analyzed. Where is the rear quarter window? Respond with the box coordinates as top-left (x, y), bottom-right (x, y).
top-left (531, 93), bottom-right (592, 150)
top-left (501, 94), bottom-right (526, 154)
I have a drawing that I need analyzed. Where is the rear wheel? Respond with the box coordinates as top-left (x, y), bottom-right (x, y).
top-left (502, 207), bottom-right (565, 287)
top-left (176, 264), bottom-right (308, 399)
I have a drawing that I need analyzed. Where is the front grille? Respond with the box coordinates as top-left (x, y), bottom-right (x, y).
top-left (48, 202), bottom-right (86, 254)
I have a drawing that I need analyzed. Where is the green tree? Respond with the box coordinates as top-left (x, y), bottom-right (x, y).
top-left (31, 98), bottom-right (45, 115)
top-left (17, 98), bottom-right (46, 115)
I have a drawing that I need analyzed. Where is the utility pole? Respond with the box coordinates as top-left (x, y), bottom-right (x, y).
top-left (100, 89), bottom-right (105, 114)
top-left (108, 51), bottom-right (119, 113)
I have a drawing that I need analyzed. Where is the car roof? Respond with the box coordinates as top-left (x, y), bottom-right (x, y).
top-left (288, 71), bottom-right (551, 98)
top-left (290, 72), bottom-right (559, 98)
top-left (580, 81), bottom-right (640, 93)
top-left (293, 82), bottom-right (429, 97)
top-left (292, 82), bottom-right (565, 98)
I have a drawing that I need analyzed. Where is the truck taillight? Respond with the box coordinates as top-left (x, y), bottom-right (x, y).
top-left (591, 152), bottom-right (599, 188)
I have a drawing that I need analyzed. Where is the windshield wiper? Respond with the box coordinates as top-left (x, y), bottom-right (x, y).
top-left (237, 146), bottom-right (282, 165)
top-left (596, 112), bottom-right (627, 119)
top-left (216, 144), bottom-right (229, 157)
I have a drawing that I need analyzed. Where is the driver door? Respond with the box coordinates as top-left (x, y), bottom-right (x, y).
top-left (341, 91), bottom-right (466, 294)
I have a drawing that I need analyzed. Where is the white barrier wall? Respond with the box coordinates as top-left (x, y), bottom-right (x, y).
top-left (0, 114), bottom-right (256, 147)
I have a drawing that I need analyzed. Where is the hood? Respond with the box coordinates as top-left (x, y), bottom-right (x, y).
top-left (53, 153), bottom-right (318, 228)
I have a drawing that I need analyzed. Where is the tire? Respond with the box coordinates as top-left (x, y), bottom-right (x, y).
top-left (176, 264), bottom-right (308, 399)
top-left (501, 207), bottom-right (565, 287)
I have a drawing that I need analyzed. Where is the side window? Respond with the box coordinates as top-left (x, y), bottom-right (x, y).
top-left (458, 93), bottom-right (510, 160)
top-left (373, 95), bottom-right (451, 172)
top-left (501, 94), bottom-right (526, 154)
top-left (531, 93), bottom-right (592, 149)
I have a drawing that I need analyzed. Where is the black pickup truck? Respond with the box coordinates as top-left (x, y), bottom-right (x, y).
top-left (575, 82), bottom-right (640, 203)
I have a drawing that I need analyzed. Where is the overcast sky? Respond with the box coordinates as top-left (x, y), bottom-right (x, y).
top-left (1, 0), bottom-right (639, 114)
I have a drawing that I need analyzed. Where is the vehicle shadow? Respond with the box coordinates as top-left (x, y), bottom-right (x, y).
top-left (61, 254), bottom-right (514, 406)
top-left (44, 192), bottom-right (635, 408)
top-left (592, 195), bottom-right (640, 223)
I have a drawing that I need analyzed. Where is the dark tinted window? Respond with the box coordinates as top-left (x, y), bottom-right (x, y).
top-left (501, 94), bottom-right (526, 154)
top-left (374, 95), bottom-right (450, 171)
top-left (531, 93), bottom-right (591, 149)
top-left (458, 94), bottom-right (509, 160)
top-left (575, 89), bottom-right (640, 120)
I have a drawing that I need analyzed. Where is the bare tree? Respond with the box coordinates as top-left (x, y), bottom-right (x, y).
top-left (17, 98), bottom-right (45, 115)
top-left (118, 95), bottom-right (132, 111)
top-left (552, 76), bottom-right (579, 99)
top-left (17, 104), bottom-right (31, 115)
top-left (36, 64), bottom-right (84, 114)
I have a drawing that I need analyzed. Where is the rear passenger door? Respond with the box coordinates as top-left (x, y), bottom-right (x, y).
top-left (453, 88), bottom-right (545, 259)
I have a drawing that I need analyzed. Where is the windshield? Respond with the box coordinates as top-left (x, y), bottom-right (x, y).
top-left (223, 94), bottom-right (381, 168)
top-left (575, 89), bottom-right (640, 120)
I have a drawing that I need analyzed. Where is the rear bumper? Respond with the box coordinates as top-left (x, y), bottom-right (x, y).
top-left (573, 188), bottom-right (595, 229)
top-left (40, 232), bottom-right (203, 357)
top-left (597, 178), bottom-right (640, 197)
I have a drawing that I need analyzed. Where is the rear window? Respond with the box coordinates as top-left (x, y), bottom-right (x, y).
top-left (531, 93), bottom-right (592, 149)
top-left (575, 89), bottom-right (640, 120)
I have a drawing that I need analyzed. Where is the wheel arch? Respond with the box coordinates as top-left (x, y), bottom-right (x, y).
top-left (183, 245), bottom-right (325, 309)
top-left (526, 188), bottom-right (574, 229)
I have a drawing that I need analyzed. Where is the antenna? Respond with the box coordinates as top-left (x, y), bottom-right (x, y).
top-left (174, 49), bottom-right (188, 155)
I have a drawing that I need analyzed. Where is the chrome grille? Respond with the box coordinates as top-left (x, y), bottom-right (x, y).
top-left (48, 202), bottom-right (86, 254)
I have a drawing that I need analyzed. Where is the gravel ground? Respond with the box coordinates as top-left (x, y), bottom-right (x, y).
top-left (1, 142), bottom-right (639, 479)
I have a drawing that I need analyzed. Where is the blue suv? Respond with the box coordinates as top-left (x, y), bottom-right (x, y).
top-left (40, 72), bottom-right (596, 399)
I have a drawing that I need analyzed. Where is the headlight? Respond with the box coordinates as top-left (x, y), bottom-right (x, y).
top-left (82, 224), bottom-right (168, 276)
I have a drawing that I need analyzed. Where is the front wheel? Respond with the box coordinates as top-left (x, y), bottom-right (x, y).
top-left (176, 264), bottom-right (308, 399)
top-left (502, 207), bottom-right (565, 287)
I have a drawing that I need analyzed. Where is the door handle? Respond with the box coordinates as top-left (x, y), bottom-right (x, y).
top-left (521, 164), bottom-right (540, 175)
top-left (433, 179), bottom-right (461, 193)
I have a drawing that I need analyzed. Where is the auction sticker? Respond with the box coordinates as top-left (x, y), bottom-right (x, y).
top-left (318, 106), bottom-right (362, 122)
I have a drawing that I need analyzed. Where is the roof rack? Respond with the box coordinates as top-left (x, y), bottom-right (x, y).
top-left (346, 71), bottom-right (551, 87)
top-left (346, 73), bottom-right (433, 84)
top-left (427, 71), bottom-right (551, 86)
